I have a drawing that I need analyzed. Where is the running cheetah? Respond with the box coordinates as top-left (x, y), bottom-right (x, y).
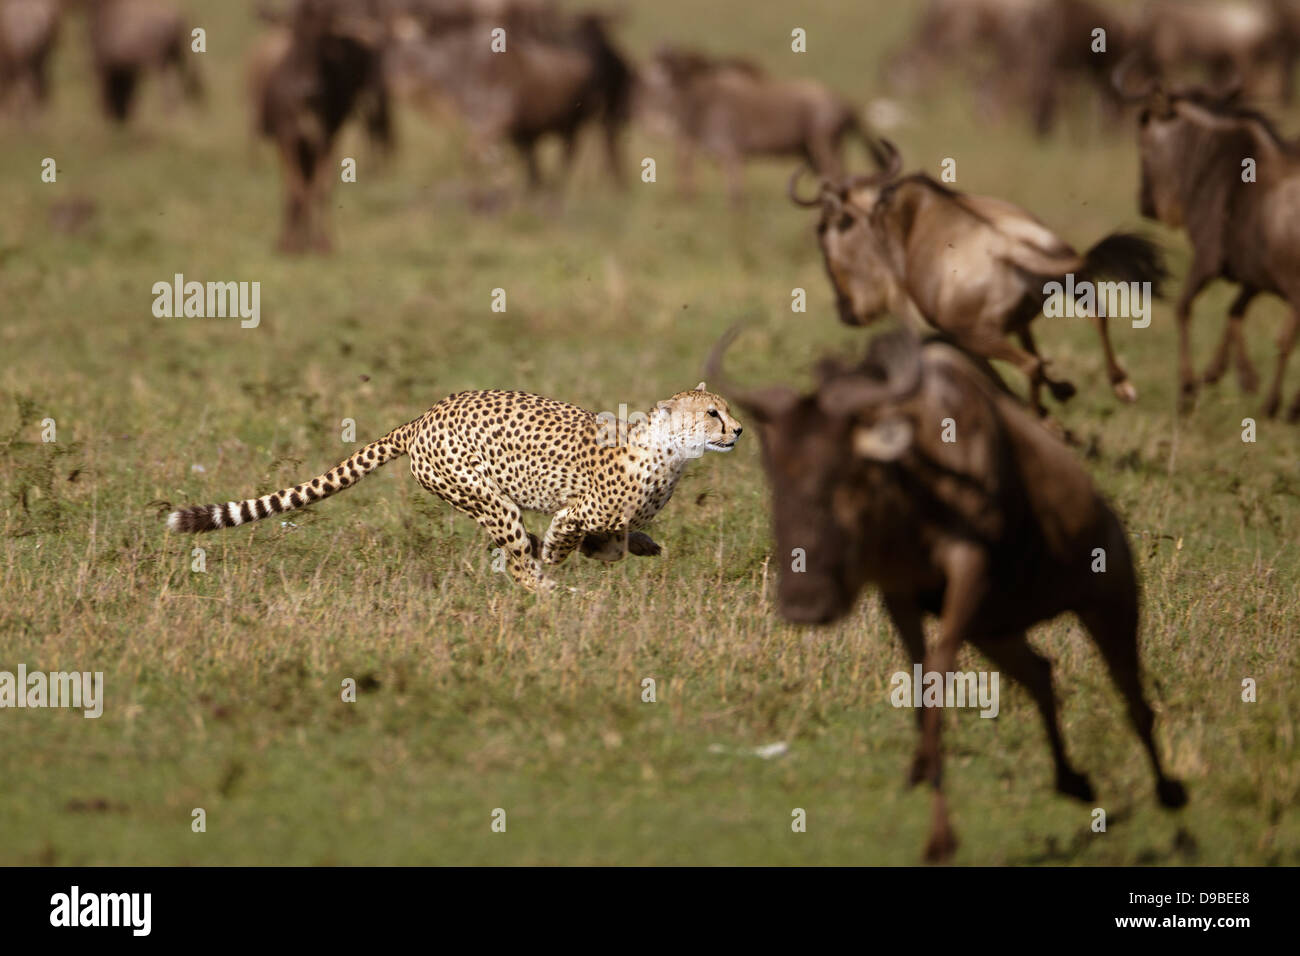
top-left (166, 384), bottom-right (743, 592)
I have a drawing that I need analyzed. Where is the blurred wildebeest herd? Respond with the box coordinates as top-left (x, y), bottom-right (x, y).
top-left (4, 0), bottom-right (1295, 862)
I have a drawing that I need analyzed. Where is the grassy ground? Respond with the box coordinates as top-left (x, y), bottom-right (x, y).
top-left (1, 1), bottom-right (1296, 865)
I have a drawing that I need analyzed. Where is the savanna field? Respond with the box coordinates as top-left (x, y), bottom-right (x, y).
top-left (1, 0), bottom-right (1297, 865)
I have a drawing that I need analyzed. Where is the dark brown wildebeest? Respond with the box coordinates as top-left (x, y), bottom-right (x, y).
top-left (884, 0), bottom-right (1037, 102)
top-left (886, 0), bottom-right (1133, 135)
top-left (790, 141), bottom-right (1166, 416)
top-left (1114, 69), bottom-right (1300, 419)
top-left (640, 47), bottom-right (879, 203)
top-left (87, 0), bottom-right (202, 122)
top-left (0, 0), bottom-right (60, 112)
top-left (391, 5), bottom-right (633, 188)
top-left (1134, 1), bottom-right (1286, 99)
top-left (247, 19), bottom-right (391, 158)
top-left (258, 0), bottom-right (391, 252)
top-left (1025, 0), bottom-right (1139, 135)
top-left (705, 326), bottom-right (1188, 862)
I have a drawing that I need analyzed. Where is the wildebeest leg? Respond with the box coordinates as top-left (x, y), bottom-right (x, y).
top-left (676, 140), bottom-right (696, 198)
top-left (1019, 330), bottom-right (1076, 404)
top-left (1074, 601), bottom-right (1188, 810)
top-left (977, 632), bottom-right (1094, 801)
top-left (1261, 307), bottom-right (1299, 419)
top-left (719, 151), bottom-right (745, 207)
top-left (1086, 314), bottom-right (1136, 402)
top-left (986, 333), bottom-right (1070, 416)
top-left (884, 592), bottom-right (926, 732)
top-left (276, 137), bottom-right (313, 253)
top-left (513, 133), bottom-right (543, 190)
top-left (307, 161), bottom-right (333, 253)
top-left (1031, 69), bottom-right (1058, 137)
top-left (555, 125), bottom-right (580, 183)
top-left (602, 120), bottom-right (625, 187)
top-left (913, 542), bottom-right (987, 862)
top-left (101, 67), bottom-right (138, 122)
top-left (1231, 313), bottom-right (1260, 394)
top-left (1203, 287), bottom-right (1255, 388)
top-left (1175, 267), bottom-right (1214, 410)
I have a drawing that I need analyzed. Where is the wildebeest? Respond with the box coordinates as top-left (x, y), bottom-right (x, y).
top-left (884, 0), bottom-right (1037, 103)
top-left (1134, 0), bottom-right (1291, 101)
top-left (705, 326), bottom-right (1188, 862)
top-left (1113, 72), bottom-right (1300, 419)
top-left (886, 0), bottom-right (1134, 135)
top-left (390, 4), bottom-right (633, 188)
top-left (0, 0), bottom-right (60, 113)
top-left (257, 0), bottom-right (392, 252)
top-left (640, 47), bottom-right (879, 202)
top-left (87, 0), bottom-right (202, 122)
top-left (790, 141), bottom-right (1166, 416)
top-left (1024, 0), bottom-right (1138, 135)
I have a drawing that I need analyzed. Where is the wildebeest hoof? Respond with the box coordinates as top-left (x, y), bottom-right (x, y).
top-left (1158, 778), bottom-right (1189, 809)
top-left (1048, 379), bottom-right (1077, 403)
top-left (1261, 395), bottom-right (1281, 419)
top-left (923, 827), bottom-right (958, 863)
top-left (1113, 379), bottom-right (1138, 403)
top-left (627, 532), bottom-right (662, 557)
top-left (1055, 769), bottom-right (1095, 802)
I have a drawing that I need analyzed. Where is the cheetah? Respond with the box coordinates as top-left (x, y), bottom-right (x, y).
top-left (165, 383), bottom-right (743, 592)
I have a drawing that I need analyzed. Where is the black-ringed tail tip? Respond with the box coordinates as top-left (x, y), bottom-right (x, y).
top-left (162, 385), bottom-right (743, 592)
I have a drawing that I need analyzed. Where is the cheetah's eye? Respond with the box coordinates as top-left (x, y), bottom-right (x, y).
top-left (708, 409), bottom-right (720, 419)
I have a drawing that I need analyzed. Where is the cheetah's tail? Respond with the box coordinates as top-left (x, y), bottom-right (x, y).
top-left (165, 418), bottom-right (422, 534)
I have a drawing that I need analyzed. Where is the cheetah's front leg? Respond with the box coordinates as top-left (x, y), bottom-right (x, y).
top-left (541, 509), bottom-right (586, 566)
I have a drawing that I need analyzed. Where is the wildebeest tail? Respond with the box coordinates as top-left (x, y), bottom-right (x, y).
top-left (1079, 232), bottom-right (1168, 299)
top-left (166, 417), bottom-right (421, 533)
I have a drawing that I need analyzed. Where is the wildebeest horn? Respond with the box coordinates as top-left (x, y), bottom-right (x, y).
top-left (787, 164), bottom-right (828, 207)
top-left (1111, 51), bottom-right (1158, 102)
top-left (817, 331), bottom-right (924, 416)
top-left (703, 326), bottom-right (799, 420)
top-left (848, 138), bottom-right (901, 189)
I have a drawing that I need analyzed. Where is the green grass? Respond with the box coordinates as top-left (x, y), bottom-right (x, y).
top-left (0, 0), bottom-right (1296, 865)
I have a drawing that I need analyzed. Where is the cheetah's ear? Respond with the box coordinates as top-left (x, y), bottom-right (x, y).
top-left (695, 381), bottom-right (707, 391)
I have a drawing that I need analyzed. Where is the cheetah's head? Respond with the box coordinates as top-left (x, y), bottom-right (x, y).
top-left (651, 383), bottom-right (744, 458)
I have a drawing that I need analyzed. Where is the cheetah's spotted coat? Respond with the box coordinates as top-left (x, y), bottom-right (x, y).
top-left (166, 384), bottom-right (743, 591)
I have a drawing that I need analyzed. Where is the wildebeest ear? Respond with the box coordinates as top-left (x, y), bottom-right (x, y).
top-left (852, 418), bottom-right (913, 461)
top-left (696, 381), bottom-right (707, 391)
top-left (735, 386), bottom-right (799, 423)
